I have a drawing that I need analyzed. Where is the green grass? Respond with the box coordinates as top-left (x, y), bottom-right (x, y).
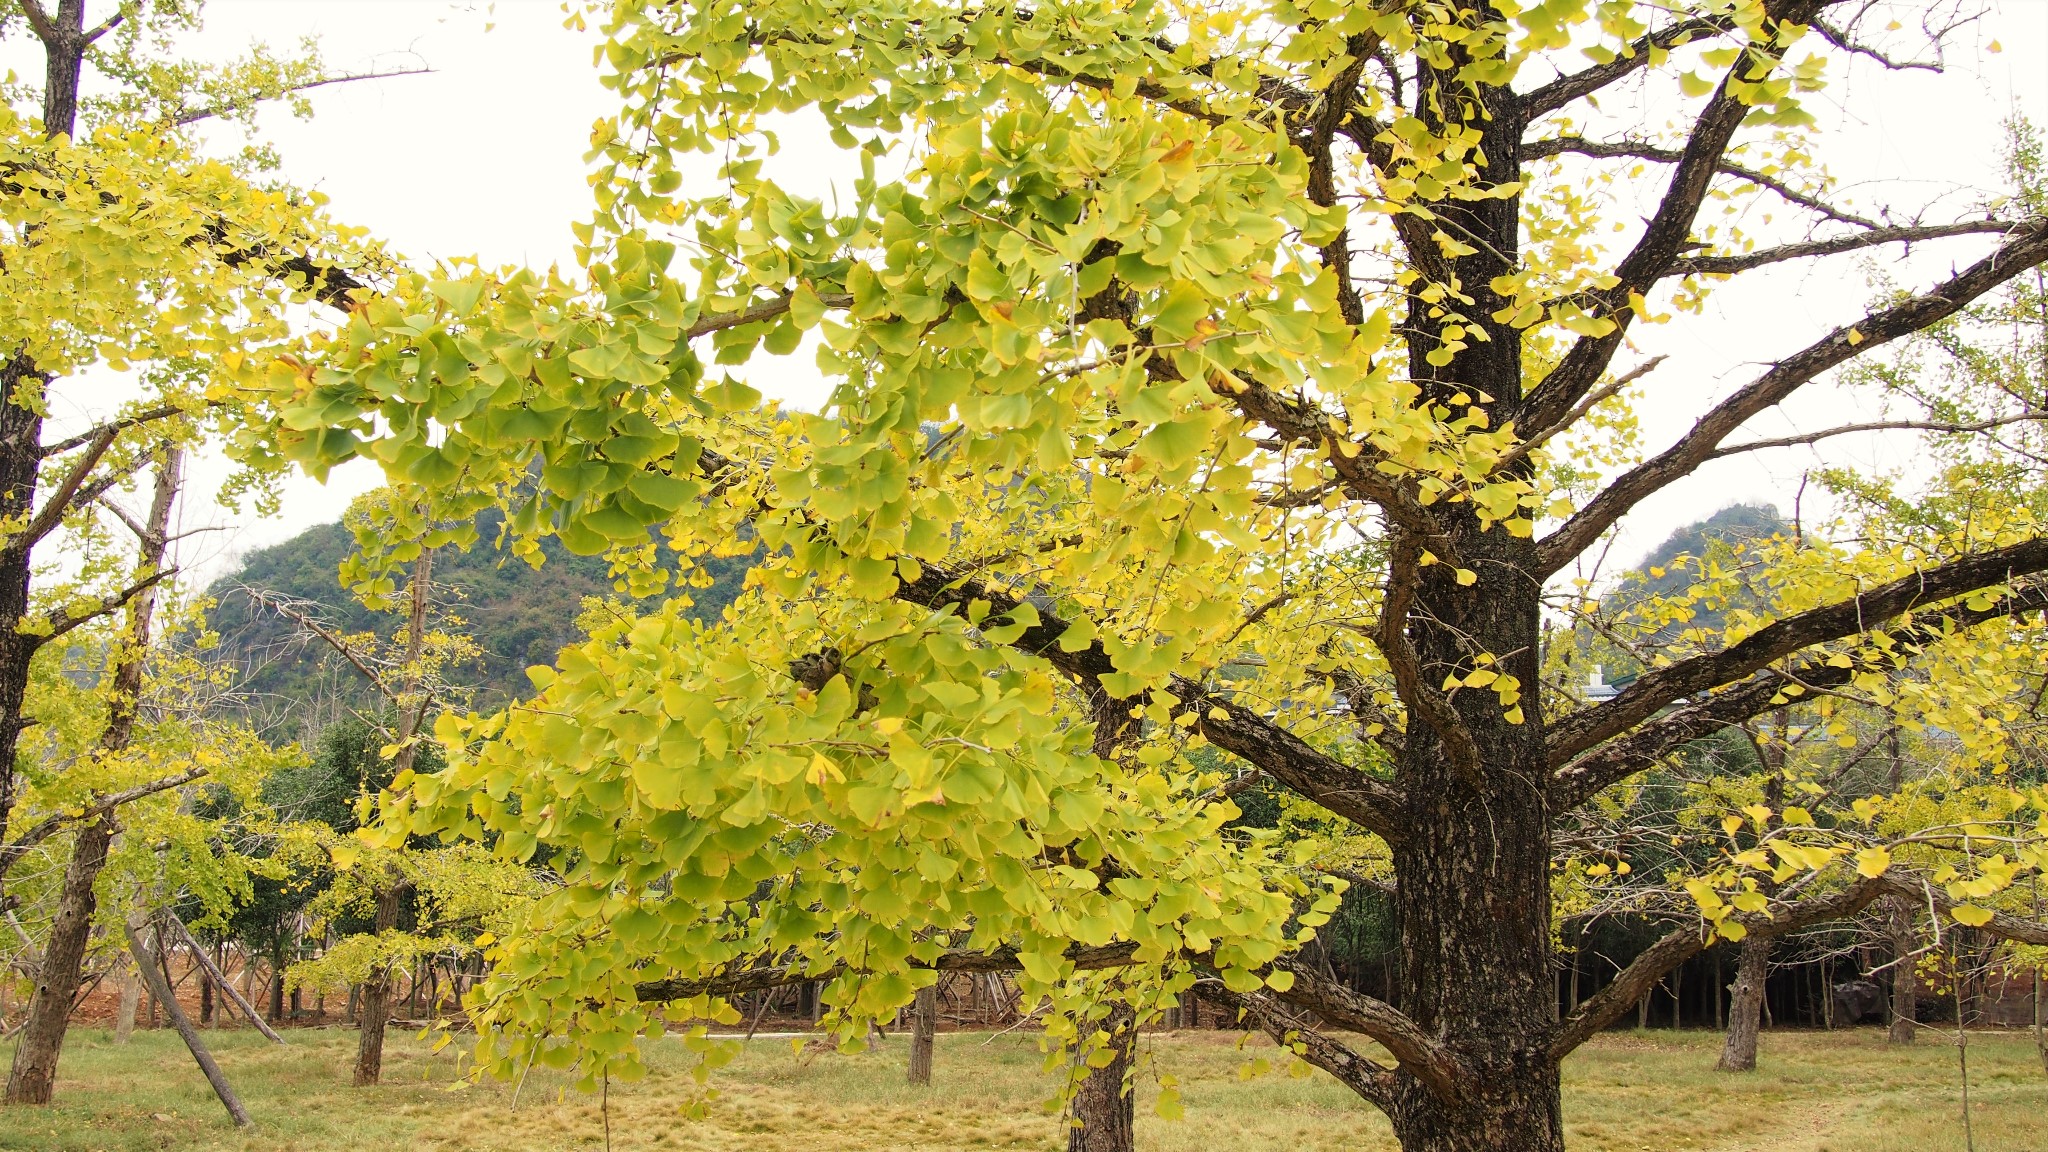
top-left (2, 1025), bottom-right (2043, 1151)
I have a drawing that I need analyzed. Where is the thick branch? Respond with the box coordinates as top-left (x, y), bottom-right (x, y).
top-left (1873, 874), bottom-right (2048, 944)
top-left (1550, 536), bottom-right (2048, 765)
top-left (1550, 875), bottom-right (1885, 1056)
top-left (1523, 1), bottom-right (1827, 434)
top-left (1192, 978), bottom-right (1397, 1112)
top-left (1520, 16), bottom-right (1738, 117)
top-left (1537, 218), bottom-right (2048, 575)
top-left (1550, 577), bottom-right (2048, 809)
top-left (1268, 954), bottom-right (1467, 1101)
top-left (19, 424), bottom-right (115, 547)
top-left (891, 564), bottom-right (1407, 840)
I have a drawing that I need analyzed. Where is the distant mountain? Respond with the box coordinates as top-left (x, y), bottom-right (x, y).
top-left (204, 508), bottom-right (753, 730)
top-left (1570, 503), bottom-right (1790, 692)
top-left (1626, 502), bottom-right (1787, 602)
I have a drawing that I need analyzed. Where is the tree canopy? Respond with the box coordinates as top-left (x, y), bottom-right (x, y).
top-left (219, 2), bottom-right (2048, 1149)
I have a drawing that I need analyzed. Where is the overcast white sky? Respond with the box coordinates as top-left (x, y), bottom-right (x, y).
top-left (97, 0), bottom-right (2048, 583)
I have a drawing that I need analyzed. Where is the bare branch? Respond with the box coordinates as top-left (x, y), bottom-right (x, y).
top-left (1523, 135), bottom-right (1878, 229)
top-left (238, 589), bottom-right (401, 705)
top-left (1491, 356), bottom-right (1665, 478)
top-left (94, 494), bottom-right (147, 542)
top-left (1703, 412), bottom-right (2048, 460)
top-left (40, 403), bottom-right (188, 458)
top-left (0, 766), bottom-right (207, 878)
top-left (171, 67), bottom-right (434, 128)
top-left (41, 567), bottom-right (172, 644)
top-left (1667, 221), bottom-right (2017, 279)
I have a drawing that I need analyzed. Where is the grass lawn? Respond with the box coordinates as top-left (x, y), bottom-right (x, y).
top-left (1, 1025), bottom-right (2042, 1151)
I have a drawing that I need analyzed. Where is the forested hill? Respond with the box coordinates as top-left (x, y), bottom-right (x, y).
top-left (203, 508), bottom-right (753, 725)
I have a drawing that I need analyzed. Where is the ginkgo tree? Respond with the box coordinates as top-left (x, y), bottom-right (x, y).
top-left (0, 0), bottom-right (394, 910)
top-left (239, 1), bottom-right (2048, 1149)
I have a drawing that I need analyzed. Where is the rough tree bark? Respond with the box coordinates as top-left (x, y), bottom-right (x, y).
top-left (907, 982), bottom-right (938, 1085)
top-left (1717, 937), bottom-right (1772, 1072)
top-left (0, 0), bottom-right (85, 916)
top-left (1067, 1003), bottom-right (1136, 1152)
top-left (5, 447), bottom-right (182, 1105)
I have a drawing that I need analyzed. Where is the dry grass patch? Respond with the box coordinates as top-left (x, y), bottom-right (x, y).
top-left (0, 1025), bottom-right (2041, 1150)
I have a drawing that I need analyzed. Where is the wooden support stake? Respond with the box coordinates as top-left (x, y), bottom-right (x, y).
top-left (123, 915), bottom-right (251, 1128)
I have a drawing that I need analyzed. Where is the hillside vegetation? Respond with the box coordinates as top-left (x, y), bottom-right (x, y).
top-left (203, 510), bottom-right (752, 729)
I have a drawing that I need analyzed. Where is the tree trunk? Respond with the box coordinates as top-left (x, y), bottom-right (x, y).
top-left (907, 983), bottom-right (937, 1085)
top-left (1383, 536), bottom-right (1563, 1147)
top-left (4, 448), bottom-right (180, 1104)
top-left (122, 914), bottom-right (251, 1128)
top-left (1889, 896), bottom-right (1918, 1045)
top-left (0, 0), bottom-right (94, 919)
top-left (1718, 936), bottom-right (1771, 1072)
top-left (113, 958), bottom-right (141, 1043)
top-left (352, 880), bottom-right (407, 1087)
top-left (3, 814), bottom-right (114, 1103)
top-left (1068, 1002), bottom-right (1136, 1152)
top-left (352, 548), bottom-right (434, 1087)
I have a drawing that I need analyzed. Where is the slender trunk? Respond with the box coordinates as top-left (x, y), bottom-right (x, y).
top-left (352, 549), bottom-right (432, 1087)
top-left (352, 881), bottom-right (405, 1087)
top-left (1889, 897), bottom-right (1918, 1045)
top-left (1718, 936), bottom-right (1771, 1072)
top-left (3, 815), bottom-right (113, 1103)
top-left (113, 958), bottom-right (141, 1043)
top-left (4, 449), bottom-right (180, 1104)
top-left (907, 983), bottom-right (938, 1085)
top-left (122, 914), bottom-right (251, 1128)
top-left (269, 953), bottom-right (286, 1023)
top-left (1067, 1002), bottom-right (1135, 1152)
